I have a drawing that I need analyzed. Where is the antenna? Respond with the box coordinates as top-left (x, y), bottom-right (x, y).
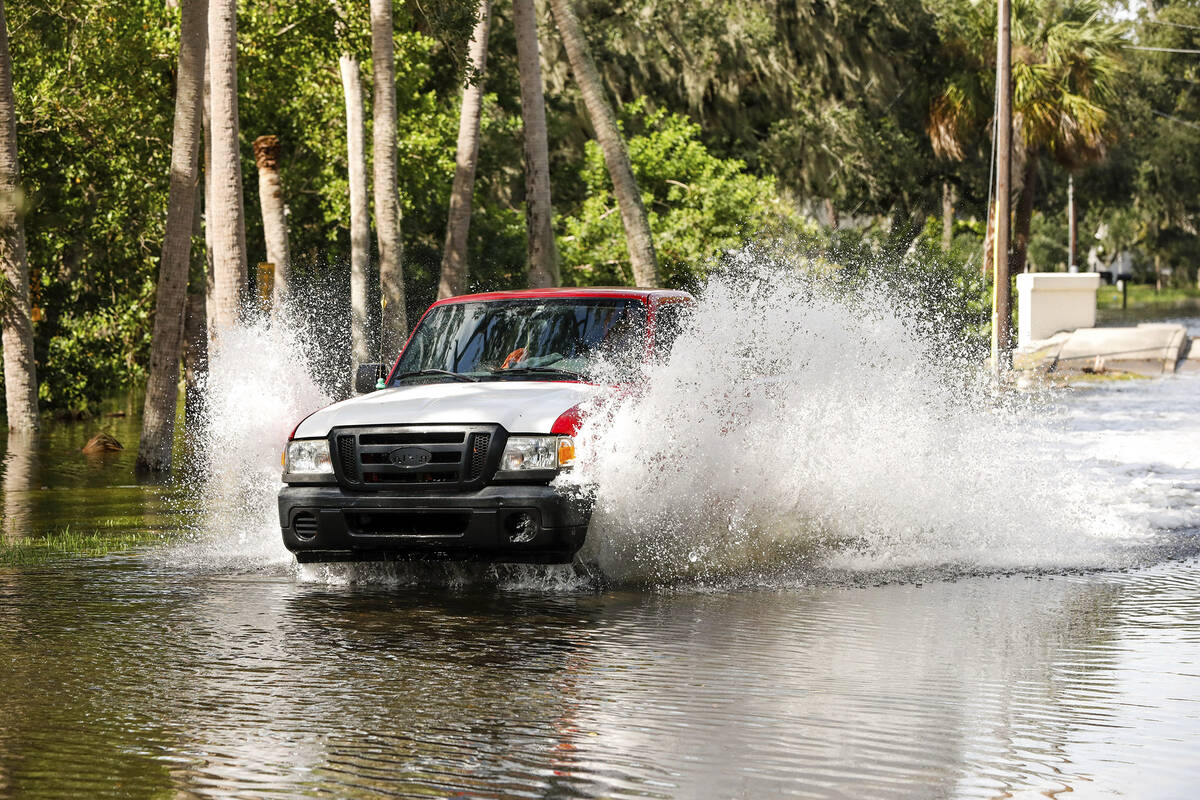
top-left (376, 296), bottom-right (388, 389)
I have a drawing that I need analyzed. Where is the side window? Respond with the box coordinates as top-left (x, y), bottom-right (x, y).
top-left (652, 302), bottom-right (691, 364)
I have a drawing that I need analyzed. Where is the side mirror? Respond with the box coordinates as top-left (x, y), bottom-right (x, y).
top-left (355, 363), bottom-right (385, 394)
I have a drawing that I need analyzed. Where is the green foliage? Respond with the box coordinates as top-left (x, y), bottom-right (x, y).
top-left (10, 0), bottom-right (176, 411)
top-left (816, 216), bottom-right (991, 358)
top-left (5, 0), bottom-right (1200, 414)
top-left (557, 102), bottom-right (812, 287)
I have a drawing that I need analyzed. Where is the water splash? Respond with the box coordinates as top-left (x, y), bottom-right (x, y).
top-left (563, 257), bottom-right (1182, 584)
top-left (171, 307), bottom-right (337, 570)
top-left (173, 255), bottom-right (1199, 587)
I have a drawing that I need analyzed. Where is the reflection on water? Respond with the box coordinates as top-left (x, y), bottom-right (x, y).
top-left (0, 408), bottom-right (182, 548)
top-left (2, 432), bottom-right (35, 543)
top-left (1, 558), bottom-right (1200, 798)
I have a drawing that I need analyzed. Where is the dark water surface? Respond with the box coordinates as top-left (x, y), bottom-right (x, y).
top-left (2, 556), bottom-right (1200, 798)
top-left (2, 369), bottom-right (1200, 798)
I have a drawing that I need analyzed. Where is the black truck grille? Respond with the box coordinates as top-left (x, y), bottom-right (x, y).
top-left (333, 426), bottom-right (499, 490)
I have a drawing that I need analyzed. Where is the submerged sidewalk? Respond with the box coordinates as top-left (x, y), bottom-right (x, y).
top-left (1016, 323), bottom-right (1198, 376)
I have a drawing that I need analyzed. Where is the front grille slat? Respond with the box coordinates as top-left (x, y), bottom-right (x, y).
top-left (468, 433), bottom-right (491, 480)
top-left (333, 426), bottom-right (497, 491)
top-left (359, 432), bottom-right (465, 446)
top-left (337, 435), bottom-right (358, 483)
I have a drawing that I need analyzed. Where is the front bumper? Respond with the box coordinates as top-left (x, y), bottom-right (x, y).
top-left (278, 483), bottom-right (590, 564)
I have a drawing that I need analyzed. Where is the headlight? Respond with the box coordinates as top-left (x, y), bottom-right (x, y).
top-left (497, 435), bottom-right (574, 475)
top-left (285, 438), bottom-right (333, 474)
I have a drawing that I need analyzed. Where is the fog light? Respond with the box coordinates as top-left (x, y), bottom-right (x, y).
top-left (505, 512), bottom-right (537, 544)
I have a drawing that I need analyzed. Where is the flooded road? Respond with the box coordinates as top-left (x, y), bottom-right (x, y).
top-left (1, 314), bottom-right (1198, 797)
top-left (2, 552), bottom-right (1199, 798)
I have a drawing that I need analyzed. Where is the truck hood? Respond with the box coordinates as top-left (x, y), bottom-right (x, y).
top-left (293, 380), bottom-right (602, 438)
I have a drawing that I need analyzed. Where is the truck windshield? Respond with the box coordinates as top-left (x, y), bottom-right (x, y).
top-left (390, 298), bottom-right (648, 384)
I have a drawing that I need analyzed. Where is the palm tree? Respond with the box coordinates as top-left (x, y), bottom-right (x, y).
top-left (926, 1), bottom-right (1002, 274)
top-left (927, 0), bottom-right (1123, 275)
top-left (333, 1), bottom-right (371, 365)
top-left (548, 0), bottom-right (657, 287)
top-left (370, 0), bottom-right (407, 354)
top-left (0, 0), bottom-right (39, 433)
top-left (136, 0), bottom-right (208, 473)
top-left (207, 0), bottom-right (249, 333)
top-left (1008, 0), bottom-right (1123, 274)
top-left (252, 134), bottom-right (290, 308)
top-left (438, 0), bottom-right (491, 300)
top-left (338, 49), bottom-right (371, 365)
top-left (202, 56), bottom-right (215, 337)
top-left (513, 0), bottom-right (559, 289)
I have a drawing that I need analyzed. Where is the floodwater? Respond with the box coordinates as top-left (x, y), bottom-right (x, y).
top-left (1, 309), bottom-right (1199, 798)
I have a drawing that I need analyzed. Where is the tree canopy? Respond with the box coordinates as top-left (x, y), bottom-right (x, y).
top-left (3, 0), bottom-right (1198, 411)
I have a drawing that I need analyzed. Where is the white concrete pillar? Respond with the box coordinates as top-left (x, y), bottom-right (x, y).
top-left (1015, 272), bottom-right (1101, 348)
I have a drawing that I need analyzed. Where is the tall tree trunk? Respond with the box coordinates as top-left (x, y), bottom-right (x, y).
top-left (437, 0), bottom-right (491, 300)
top-left (823, 198), bottom-right (838, 230)
top-left (252, 134), bottom-right (290, 309)
top-left (370, 0), bottom-right (407, 356)
top-left (202, 56), bottom-right (215, 339)
top-left (207, 0), bottom-right (248, 334)
top-left (941, 181), bottom-right (956, 252)
top-left (982, 200), bottom-right (995, 280)
top-left (184, 170), bottom-right (207, 426)
top-left (137, 0), bottom-right (208, 472)
top-left (548, 0), bottom-right (657, 286)
top-left (514, 0), bottom-right (559, 289)
top-left (183, 290), bottom-right (207, 425)
top-left (340, 53), bottom-right (371, 366)
top-left (0, 0), bottom-right (39, 433)
top-left (1011, 156), bottom-right (1037, 275)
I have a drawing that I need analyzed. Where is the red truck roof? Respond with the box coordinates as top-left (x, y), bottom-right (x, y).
top-left (431, 287), bottom-right (693, 307)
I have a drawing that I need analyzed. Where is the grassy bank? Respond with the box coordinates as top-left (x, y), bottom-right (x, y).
top-left (0, 526), bottom-right (169, 565)
top-left (1097, 283), bottom-right (1200, 311)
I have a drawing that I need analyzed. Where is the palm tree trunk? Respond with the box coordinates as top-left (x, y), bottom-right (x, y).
top-left (207, 0), bottom-right (248, 334)
top-left (202, 56), bottom-right (215, 339)
top-left (0, 0), bottom-right (39, 433)
top-left (548, 0), bottom-right (657, 286)
top-left (136, 0), bottom-right (208, 472)
top-left (184, 177), bottom-right (207, 427)
top-left (370, 0), bottom-right (407, 355)
top-left (252, 134), bottom-right (290, 309)
top-left (1011, 156), bottom-right (1037, 275)
top-left (437, 0), bottom-right (491, 300)
top-left (339, 53), bottom-right (371, 366)
top-left (183, 289), bottom-right (207, 425)
top-left (514, 0), bottom-right (559, 289)
top-left (941, 181), bottom-right (956, 251)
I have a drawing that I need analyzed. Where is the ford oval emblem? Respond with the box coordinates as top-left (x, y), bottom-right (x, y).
top-left (389, 447), bottom-right (431, 468)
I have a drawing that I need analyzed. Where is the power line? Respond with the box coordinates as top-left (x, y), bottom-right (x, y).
top-left (1144, 19), bottom-right (1200, 32)
top-left (1151, 108), bottom-right (1200, 131)
top-left (1124, 44), bottom-right (1200, 54)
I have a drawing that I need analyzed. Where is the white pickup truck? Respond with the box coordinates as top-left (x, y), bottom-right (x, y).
top-left (279, 287), bottom-right (692, 563)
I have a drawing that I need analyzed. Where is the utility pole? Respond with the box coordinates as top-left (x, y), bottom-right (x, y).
top-left (991, 0), bottom-right (1013, 374)
top-left (1068, 174), bottom-right (1077, 273)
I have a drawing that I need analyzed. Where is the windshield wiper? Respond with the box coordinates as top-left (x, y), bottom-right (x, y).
top-left (490, 366), bottom-right (586, 381)
top-left (392, 369), bottom-right (479, 383)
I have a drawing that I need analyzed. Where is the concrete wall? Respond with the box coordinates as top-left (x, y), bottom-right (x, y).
top-left (1016, 273), bottom-right (1101, 348)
